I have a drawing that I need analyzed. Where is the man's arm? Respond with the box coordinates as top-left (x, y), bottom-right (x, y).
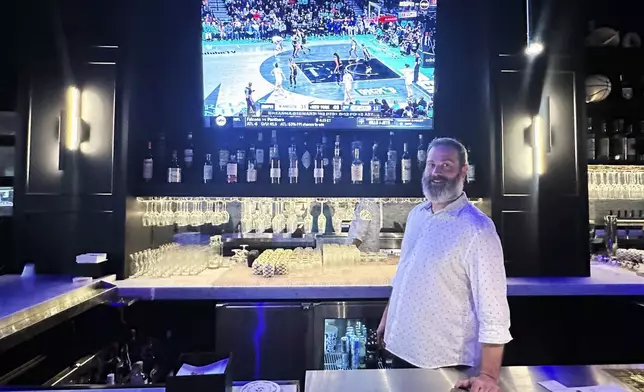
top-left (480, 343), bottom-right (504, 381)
top-left (469, 224), bottom-right (512, 376)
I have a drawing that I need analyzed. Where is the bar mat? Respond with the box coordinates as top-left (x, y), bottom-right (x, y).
top-left (604, 369), bottom-right (644, 392)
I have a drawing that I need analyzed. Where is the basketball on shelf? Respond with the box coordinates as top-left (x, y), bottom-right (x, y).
top-left (585, 75), bottom-right (612, 103)
top-left (585, 27), bottom-right (620, 47)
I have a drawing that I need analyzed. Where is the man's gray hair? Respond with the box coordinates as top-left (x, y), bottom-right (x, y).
top-left (427, 137), bottom-right (469, 168)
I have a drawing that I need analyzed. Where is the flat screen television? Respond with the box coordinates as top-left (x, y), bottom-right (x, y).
top-left (201, 0), bottom-right (436, 129)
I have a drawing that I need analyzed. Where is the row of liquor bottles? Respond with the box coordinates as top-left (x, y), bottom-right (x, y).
top-left (587, 118), bottom-right (644, 162)
top-left (142, 131), bottom-right (476, 185)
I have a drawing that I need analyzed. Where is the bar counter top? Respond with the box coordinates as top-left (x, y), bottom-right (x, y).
top-left (305, 364), bottom-right (644, 392)
top-left (115, 262), bottom-right (644, 300)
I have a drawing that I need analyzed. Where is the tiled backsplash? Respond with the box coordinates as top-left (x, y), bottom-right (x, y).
top-left (224, 199), bottom-right (491, 231)
top-left (589, 199), bottom-right (644, 223)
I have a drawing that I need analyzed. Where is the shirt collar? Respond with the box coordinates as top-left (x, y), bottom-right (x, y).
top-left (422, 192), bottom-right (469, 217)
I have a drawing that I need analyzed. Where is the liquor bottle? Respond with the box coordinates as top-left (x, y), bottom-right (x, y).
top-left (626, 123), bottom-right (637, 162)
top-left (155, 133), bottom-right (167, 178)
top-left (401, 143), bottom-right (412, 184)
top-left (301, 132), bottom-right (312, 171)
top-left (351, 144), bottom-right (363, 184)
top-left (270, 130), bottom-right (281, 184)
top-left (314, 143), bottom-right (324, 184)
top-left (256, 132), bottom-right (265, 169)
top-left (611, 119), bottom-right (626, 160)
top-left (620, 74), bottom-right (633, 100)
top-left (227, 155), bottom-right (238, 183)
top-left (638, 121), bottom-right (644, 163)
top-left (370, 142), bottom-right (381, 184)
top-left (288, 137), bottom-right (299, 184)
top-left (417, 134), bottom-right (426, 170)
top-left (247, 146), bottom-right (258, 183)
top-left (321, 136), bottom-right (329, 167)
top-left (236, 135), bottom-right (246, 171)
top-left (218, 143), bottom-right (230, 172)
top-left (203, 154), bottom-right (213, 183)
top-left (143, 141), bottom-right (153, 182)
top-left (167, 150), bottom-right (181, 183)
top-left (587, 117), bottom-right (596, 161)
top-left (332, 135), bottom-right (342, 184)
top-left (385, 140), bottom-right (397, 184)
top-left (184, 132), bottom-right (194, 169)
top-left (387, 131), bottom-right (397, 162)
top-left (466, 147), bottom-right (475, 183)
top-left (597, 121), bottom-right (610, 160)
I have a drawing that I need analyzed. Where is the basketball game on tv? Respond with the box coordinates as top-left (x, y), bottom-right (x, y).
top-left (201, 0), bottom-right (436, 129)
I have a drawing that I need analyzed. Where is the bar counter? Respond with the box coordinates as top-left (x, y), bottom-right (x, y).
top-left (116, 263), bottom-right (644, 300)
top-left (6, 365), bottom-right (641, 391)
top-left (304, 364), bottom-right (644, 392)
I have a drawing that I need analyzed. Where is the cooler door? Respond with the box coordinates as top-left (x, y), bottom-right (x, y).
top-left (311, 301), bottom-right (387, 371)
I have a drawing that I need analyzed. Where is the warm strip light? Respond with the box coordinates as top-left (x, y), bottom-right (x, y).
top-left (532, 115), bottom-right (547, 175)
top-left (65, 86), bottom-right (81, 151)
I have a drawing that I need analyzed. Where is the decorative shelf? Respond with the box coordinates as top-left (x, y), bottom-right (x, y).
top-left (588, 161), bottom-right (644, 167)
top-left (134, 182), bottom-right (427, 198)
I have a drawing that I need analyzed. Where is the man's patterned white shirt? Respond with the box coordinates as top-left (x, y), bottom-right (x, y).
top-left (384, 193), bottom-right (512, 368)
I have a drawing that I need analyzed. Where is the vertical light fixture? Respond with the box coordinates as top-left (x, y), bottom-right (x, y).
top-left (524, 0), bottom-right (544, 57)
top-left (65, 85), bottom-right (81, 151)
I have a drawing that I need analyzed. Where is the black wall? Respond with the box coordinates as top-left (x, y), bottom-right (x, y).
top-left (12, 0), bottom-right (591, 277)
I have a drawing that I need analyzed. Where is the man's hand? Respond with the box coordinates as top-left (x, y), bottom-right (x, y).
top-left (454, 374), bottom-right (499, 392)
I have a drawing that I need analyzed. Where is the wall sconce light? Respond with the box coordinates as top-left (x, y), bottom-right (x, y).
top-left (525, 42), bottom-right (544, 57)
top-left (524, 0), bottom-right (545, 57)
top-left (65, 86), bottom-right (81, 151)
top-left (58, 85), bottom-right (82, 170)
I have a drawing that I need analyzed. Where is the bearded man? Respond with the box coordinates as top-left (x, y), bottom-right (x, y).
top-left (376, 137), bottom-right (511, 392)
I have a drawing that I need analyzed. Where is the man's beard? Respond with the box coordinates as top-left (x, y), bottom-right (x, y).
top-left (422, 172), bottom-right (464, 204)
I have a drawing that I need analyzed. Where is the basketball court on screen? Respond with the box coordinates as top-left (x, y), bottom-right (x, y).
top-left (202, 35), bottom-right (434, 117)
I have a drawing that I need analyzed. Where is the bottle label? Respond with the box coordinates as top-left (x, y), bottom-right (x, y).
top-left (227, 163), bottom-right (238, 176)
top-left (184, 149), bottom-right (193, 165)
top-left (219, 150), bottom-right (230, 167)
top-left (622, 87), bottom-right (634, 100)
top-left (247, 168), bottom-right (257, 182)
top-left (401, 159), bottom-right (412, 181)
top-left (599, 138), bottom-right (610, 158)
top-left (143, 159), bottom-right (153, 180)
top-left (168, 168), bottom-right (181, 183)
top-left (203, 164), bottom-right (213, 180)
top-left (301, 151), bottom-right (311, 169)
top-left (627, 138), bottom-right (636, 156)
top-left (587, 139), bottom-right (596, 160)
top-left (237, 151), bottom-right (246, 164)
top-left (270, 168), bottom-right (280, 178)
top-left (417, 150), bottom-right (427, 164)
top-left (371, 162), bottom-right (380, 183)
top-left (333, 163), bottom-right (341, 179)
top-left (314, 168), bottom-right (324, 179)
top-left (467, 164), bottom-right (476, 183)
top-left (256, 149), bottom-right (264, 164)
top-left (289, 167), bottom-right (299, 178)
top-left (351, 165), bottom-right (363, 182)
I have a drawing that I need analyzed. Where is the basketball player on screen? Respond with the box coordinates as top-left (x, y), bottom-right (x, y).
top-left (245, 82), bottom-right (256, 115)
top-left (298, 29), bottom-right (311, 55)
top-left (333, 52), bottom-right (342, 85)
top-left (273, 35), bottom-right (284, 53)
top-left (288, 58), bottom-right (299, 89)
top-left (343, 69), bottom-right (354, 104)
top-left (403, 64), bottom-right (414, 99)
top-left (271, 63), bottom-right (286, 96)
top-left (292, 33), bottom-right (301, 57)
top-left (349, 37), bottom-right (358, 60)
